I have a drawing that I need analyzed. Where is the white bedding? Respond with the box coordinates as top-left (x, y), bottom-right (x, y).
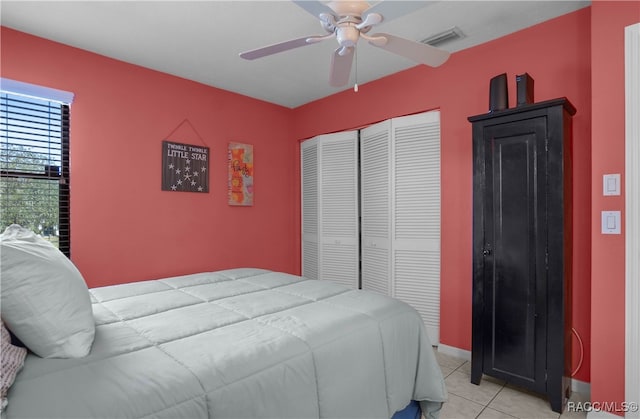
top-left (4, 268), bottom-right (447, 418)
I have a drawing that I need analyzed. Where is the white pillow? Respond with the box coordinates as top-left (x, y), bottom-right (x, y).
top-left (0, 225), bottom-right (95, 358)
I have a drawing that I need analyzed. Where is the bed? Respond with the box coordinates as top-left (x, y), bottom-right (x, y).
top-left (0, 226), bottom-right (447, 419)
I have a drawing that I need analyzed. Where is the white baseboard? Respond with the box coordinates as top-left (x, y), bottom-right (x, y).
top-left (587, 410), bottom-right (621, 419)
top-left (436, 343), bottom-right (471, 361)
top-left (571, 378), bottom-right (591, 397)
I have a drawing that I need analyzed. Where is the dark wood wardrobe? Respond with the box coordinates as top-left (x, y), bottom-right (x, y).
top-left (468, 98), bottom-right (575, 413)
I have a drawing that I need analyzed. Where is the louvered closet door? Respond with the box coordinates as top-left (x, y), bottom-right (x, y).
top-left (318, 131), bottom-right (359, 289)
top-left (301, 139), bottom-right (319, 280)
top-left (300, 132), bottom-right (359, 288)
top-left (360, 120), bottom-right (392, 296)
top-left (392, 111), bottom-right (441, 344)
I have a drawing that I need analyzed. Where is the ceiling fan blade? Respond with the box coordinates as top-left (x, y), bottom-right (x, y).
top-left (292, 0), bottom-right (337, 19)
top-left (369, 33), bottom-right (450, 67)
top-left (240, 35), bottom-right (325, 60)
top-left (362, 1), bottom-right (430, 25)
top-left (329, 46), bottom-right (355, 87)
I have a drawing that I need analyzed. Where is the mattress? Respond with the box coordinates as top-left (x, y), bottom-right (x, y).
top-left (4, 268), bottom-right (447, 418)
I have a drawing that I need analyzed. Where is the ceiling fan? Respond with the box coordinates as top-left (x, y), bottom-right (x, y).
top-left (239, 0), bottom-right (451, 87)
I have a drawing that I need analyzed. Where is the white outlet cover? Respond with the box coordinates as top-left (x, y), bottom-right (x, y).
top-left (602, 210), bottom-right (621, 234)
top-left (603, 174), bottom-right (621, 196)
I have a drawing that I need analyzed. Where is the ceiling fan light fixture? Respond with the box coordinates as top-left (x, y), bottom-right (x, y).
top-left (336, 25), bottom-right (360, 47)
top-left (420, 26), bottom-right (465, 47)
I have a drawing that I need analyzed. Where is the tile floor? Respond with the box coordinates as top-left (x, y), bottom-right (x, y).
top-left (434, 350), bottom-right (589, 419)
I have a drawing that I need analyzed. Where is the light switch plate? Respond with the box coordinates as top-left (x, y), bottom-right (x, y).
top-left (602, 211), bottom-right (621, 234)
top-left (603, 174), bottom-right (621, 196)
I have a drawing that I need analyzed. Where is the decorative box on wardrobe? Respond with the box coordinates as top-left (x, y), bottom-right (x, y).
top-left (468, 98), bottom-right (575, 413)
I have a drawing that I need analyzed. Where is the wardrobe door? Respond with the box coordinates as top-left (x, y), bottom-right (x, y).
top-left (360, 120), bottom-right (392, 296)
top-left (319, 132), bottom-right (359, 288)
top-left (301, 132), bottom-right (359, 288)
top-left (481, 117), bottom-right (548, 393)
top-left (301, 138), bottom-right (319, 280)
top-left (392, 111), bottom-right (441, 344)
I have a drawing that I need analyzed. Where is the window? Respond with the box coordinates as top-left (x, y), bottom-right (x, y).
top-left (1, 85), bottom-right (71, 256)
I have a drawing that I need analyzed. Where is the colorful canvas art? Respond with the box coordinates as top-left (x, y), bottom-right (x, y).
top-left (228, 143), bottom-right (253, 206)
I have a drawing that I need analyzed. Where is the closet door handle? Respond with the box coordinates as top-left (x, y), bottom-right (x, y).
top-left (483, 247), bottom-right (492, 256)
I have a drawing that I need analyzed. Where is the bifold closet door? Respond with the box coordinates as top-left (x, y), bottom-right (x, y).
top-left (360, 111), bottom-right (441, 344)
top-left (392, 111), bottom-right (441, 345)
top-left (301, 131), bottom-right (359, 289)
top-left (360, 120), bottom-right (392, 296)
top-left (301, 140), bottom-right (319, 280)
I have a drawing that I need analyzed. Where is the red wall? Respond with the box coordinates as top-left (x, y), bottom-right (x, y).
top-left (0, 27), bottom-right (299, 287)
top-left (291, 8), bottom-right (593, 384)
top-left (590, 1), bottom-right (640, 415)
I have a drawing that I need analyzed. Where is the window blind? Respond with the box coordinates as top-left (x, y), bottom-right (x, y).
top-left (0, 92), bottom-right (70, 256)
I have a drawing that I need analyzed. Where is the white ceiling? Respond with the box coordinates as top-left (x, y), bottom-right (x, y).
top-left (1, 1), bottom-right (590, 108)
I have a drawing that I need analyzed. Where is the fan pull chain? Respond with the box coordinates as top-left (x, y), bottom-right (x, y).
top-left (354, 47), bottom-right (359, 92)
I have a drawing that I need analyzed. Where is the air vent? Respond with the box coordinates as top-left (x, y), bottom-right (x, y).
top-left (420, 27), bottom-right (465, 47)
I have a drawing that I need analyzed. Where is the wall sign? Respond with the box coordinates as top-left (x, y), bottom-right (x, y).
top-left (228, 142), bottom-right (253, 206)
top-left (161, 140), bottom-right (209, 193)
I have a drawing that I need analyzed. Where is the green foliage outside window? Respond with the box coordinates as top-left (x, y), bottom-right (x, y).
top-left (1, 91), bottom-right (65, 248)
